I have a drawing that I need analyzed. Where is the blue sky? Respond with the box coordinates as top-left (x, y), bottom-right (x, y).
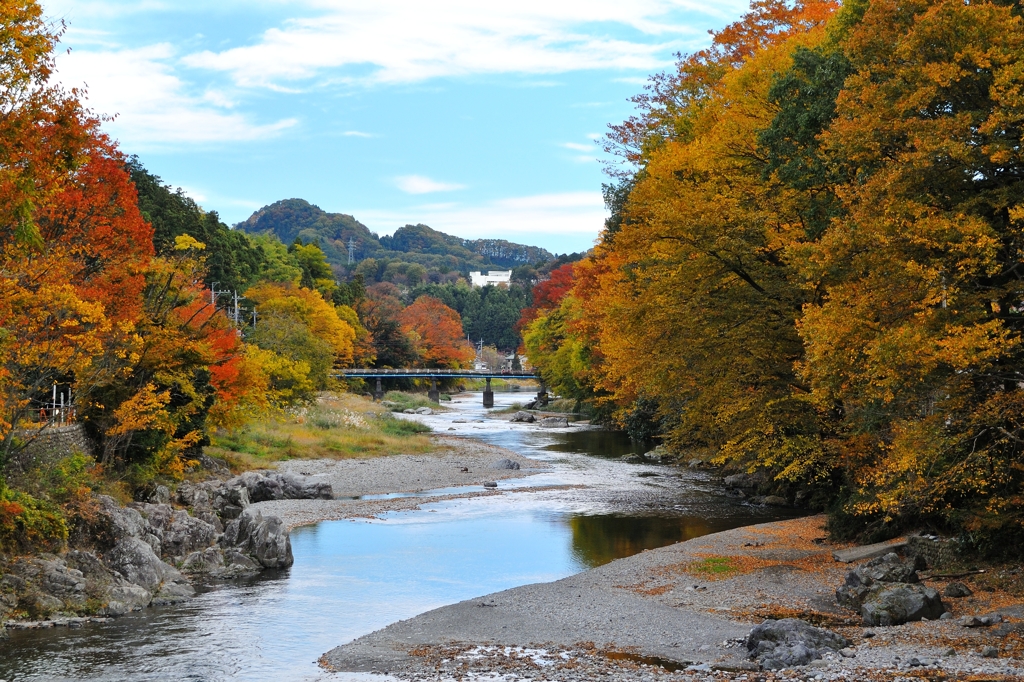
top-left (44, 0), bottom-right (749, 254)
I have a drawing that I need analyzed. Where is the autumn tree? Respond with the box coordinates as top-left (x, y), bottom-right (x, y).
top-left (398, 296), bottom-right (475, 369)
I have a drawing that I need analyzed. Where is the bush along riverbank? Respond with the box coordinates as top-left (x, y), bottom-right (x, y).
top-left (0, 467), bottom-right (332, 629)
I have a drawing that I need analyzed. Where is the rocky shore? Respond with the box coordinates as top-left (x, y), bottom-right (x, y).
top-left (322, 515), bottom-right (1024, 681)
top-left (0, 435), bottom-right (540, 630)
top-left (0, 467), bottom-right (328, 627)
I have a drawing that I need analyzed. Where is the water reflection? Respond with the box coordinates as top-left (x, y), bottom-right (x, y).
top-left (0, 393), bottom-right (803, 681)
top-left (568, 514), bottom-right (717, 567)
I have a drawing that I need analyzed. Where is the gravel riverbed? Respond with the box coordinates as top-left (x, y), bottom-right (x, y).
top-left (237, 424), bottom-right (1024, 682)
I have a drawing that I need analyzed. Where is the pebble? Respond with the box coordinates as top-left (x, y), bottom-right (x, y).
top-left (981, 646), bottom-right (999, 658)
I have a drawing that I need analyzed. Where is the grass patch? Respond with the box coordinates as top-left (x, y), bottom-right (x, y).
top-left (207, 392), bottom-right (434, 471)
top-left (381, 391), bottom-right (450, 412)
top-left (687, 556), bottom-right (742, 579)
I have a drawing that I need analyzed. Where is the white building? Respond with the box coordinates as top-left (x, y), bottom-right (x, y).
top-left (469, 270), bottom-right (512, 287)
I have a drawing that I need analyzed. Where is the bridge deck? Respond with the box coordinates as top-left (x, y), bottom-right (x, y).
top-left (335, 369), bottom-right (538, 379)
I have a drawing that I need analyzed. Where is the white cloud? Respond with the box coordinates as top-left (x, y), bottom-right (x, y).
top-left (395, 175), bottom-right (466, 194)
top-left (560, 142), bottom-right (594, 152)
top-left (342, 130), bottom-right (375, 137)
top-left (181, 0), bottom-right (735, 88)
top-left (356, 191), bottom-right (606, 252)
top-left (54, 43), bottom-right (297, 148)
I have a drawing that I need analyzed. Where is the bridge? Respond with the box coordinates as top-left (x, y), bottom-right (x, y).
top-left (334, 369), bottom-right (543, 407)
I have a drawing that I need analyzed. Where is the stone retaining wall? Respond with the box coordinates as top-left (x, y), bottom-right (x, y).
top-left (5, 424), bottom-right (93, 474)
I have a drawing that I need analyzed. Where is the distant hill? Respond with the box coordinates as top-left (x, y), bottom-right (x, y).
top-left (236, 199), bottom-right (554, 273)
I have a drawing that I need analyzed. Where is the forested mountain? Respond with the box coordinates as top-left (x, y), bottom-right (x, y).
top-left (235, 199), bottom-right (553, 275)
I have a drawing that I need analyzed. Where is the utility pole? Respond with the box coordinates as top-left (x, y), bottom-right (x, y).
top-left (210, 283), bottom-right (231, 309)
top-left (232, 291), bottom-right (243, 326)
top-left (251, 307), bottom-right (258, 328)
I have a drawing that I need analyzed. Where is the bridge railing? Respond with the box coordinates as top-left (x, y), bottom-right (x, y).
top-left (334, 368), bottom-right (538, 378)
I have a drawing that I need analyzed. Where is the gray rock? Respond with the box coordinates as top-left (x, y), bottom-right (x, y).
top-left (490, 458), bottom-right (521, 470)
top-left (414, 407), bottom-right (432, 415)
top-left (724, 473), bottom-right (760, 489)
top-left (107, 584), bottom-right (151, 611)
top-left (509, 411), bottom-right (536, 423)
top-left (133, 504), bottom-right (218, 558)
top-left (225, 471), bottom-right (332, 504)
top-left (957, 614), bottom-right (1002, 627)
top-left (539, 417), bottom-right (569, 428)
top-left (746, 618), bottom-right (849, 670)
top-left (212, 484), bottom-right (250, 519)
top-left (97, 496), bottom-right (160, 547)
top-left (688, 458), bottom-right (704, 469)
top-left (981, 646), bottom-right (999, 658)
top-left (944, 581), bottom-right (973, 598)
top-left (104, 537), bottom-right (182, 592)
top-left (860, 584), bottom-right (945, 626)
top-left (837, 552), bottom-right (920, 610)
top-left (403, 409), bottom-right (415, 414)
top-left (762, 495), bottom-right (788, 507)
top-left (224, 510), bottom-right (293, 569)
top-left (150, 485), bottom-right (170, 504)
top-left (483, 481), bottom-right (498, 488)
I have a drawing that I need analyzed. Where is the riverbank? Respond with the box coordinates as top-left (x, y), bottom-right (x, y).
top-left (250, 435), bottom-right (544, 529)
top-left (322, 514), bottom-right (1024, 681)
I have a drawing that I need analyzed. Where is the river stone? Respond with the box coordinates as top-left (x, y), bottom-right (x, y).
top-left (837, 552), bottom-right (920, 611)
top-left (104, 536), bottom-right (182, 592)
top-left (212, 484), bottom-right (250, 519)
top-left (491, 458), bottom-right (521, 470)
top-left (724, 473), bottom-right (760, 489)
top-left (860, 584), bottom-right (945, 626)
top-left (539, 416), bottom-right (569, 428)
top-left (224, 510), bottom-right (293, 569)
top-left (415, 407), bottom-right (432, 415)
top-left (944, 581), bottom-right (973, 598)
top-left (509, 411), bottom-right (536, 423)
top-left (762, 495), bottom-right (788, 507)
top-left (227, 471), bottom-right (333, 503)
top-left (746, 618), bottom-right (849, 670)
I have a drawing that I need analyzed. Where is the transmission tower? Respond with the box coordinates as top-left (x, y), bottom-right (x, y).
top-left (347, 237), bottom-right (356, 265)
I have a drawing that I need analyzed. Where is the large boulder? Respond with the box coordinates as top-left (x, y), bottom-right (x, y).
top-left (509, 411), bottom-right (536, 423)
top-left (724, 472), bottom-right (763, 489)
top-left (539, 416), bottom-right (569, 428)
top-left (96, 496), bottom-right (162, 551)
top-left (223, 510), bottom-right (293, 569)
top-left (491, 458), bottom-right (521, 470)
top-left (747, 618), bottom-right (849, 670)
top-left (226, 471), bottom-right (332, 504)
top-left (860, 584), bottom-right (945, 626)
top-left (836, 552), bottom-right (920, 610)
top-left (180, 546), bottom-right (262, 579)
top-left (212, 484), bottom-right (250, 520)
top-left (104, 536), bottom-right (182, 592)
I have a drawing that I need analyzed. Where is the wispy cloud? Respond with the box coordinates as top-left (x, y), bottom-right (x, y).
top-left (55, 44), bottom-right (296, 148)
top-left (342, 130), bottom-right (376, 137)
top-left (181, 0), bottom-right (732, 88)
top-left (356, 190), bottom-right (606, 252)
top-left (395, 175), bottom-right (466, 194)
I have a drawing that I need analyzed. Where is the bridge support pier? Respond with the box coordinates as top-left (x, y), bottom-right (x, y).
top-left (374, 378), bottom-right (384, 401)
top-left (428, 378), bottom-right (440, 404)
top-left (483, 377), bottom-right (494, 408)
top-left (537, 382), bottom-right (548, 407)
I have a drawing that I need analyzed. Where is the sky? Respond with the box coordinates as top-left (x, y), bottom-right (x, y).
top-left (42, 0), bottom-right (750, 255)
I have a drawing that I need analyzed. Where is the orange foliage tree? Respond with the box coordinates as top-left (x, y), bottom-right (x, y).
top-left (398, 296), bottom-right (475, 369)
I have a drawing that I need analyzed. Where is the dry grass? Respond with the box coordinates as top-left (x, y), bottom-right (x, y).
top-left (207, 392), bottom-right (434, 471)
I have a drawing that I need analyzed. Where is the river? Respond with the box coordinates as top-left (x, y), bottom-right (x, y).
top-left (0, 392), bottom-right (801, 681)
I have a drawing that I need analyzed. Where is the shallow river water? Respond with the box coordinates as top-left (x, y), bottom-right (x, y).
top-left (0, 392), bottom-right (801, 681)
